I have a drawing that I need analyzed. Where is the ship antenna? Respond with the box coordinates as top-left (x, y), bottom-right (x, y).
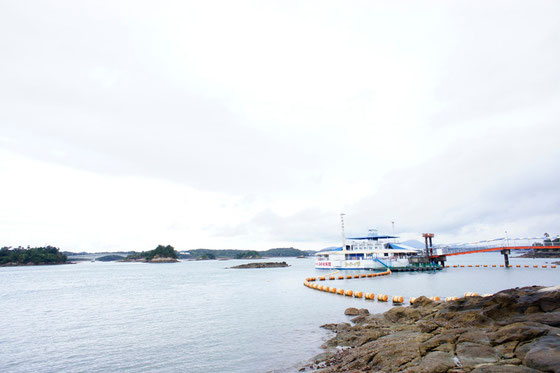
top-left (341, 213), bottom-right (346, 252)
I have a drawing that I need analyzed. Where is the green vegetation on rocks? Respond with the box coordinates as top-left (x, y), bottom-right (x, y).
top-left (0, 246), bottom-right (67, 266)
top-left (124, 245), bottom-right (178, 262)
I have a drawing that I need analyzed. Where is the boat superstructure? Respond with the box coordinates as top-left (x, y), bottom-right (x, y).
top-left (315, 218), bottom-right (421, 270)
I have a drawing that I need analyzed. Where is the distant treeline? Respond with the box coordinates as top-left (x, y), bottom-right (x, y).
top-left (183, 247), bottom-right (308, 259)
top-left (0, 246), bottom-right (68, 265)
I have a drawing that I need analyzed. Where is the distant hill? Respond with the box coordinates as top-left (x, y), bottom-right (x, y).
top-left (184, 247), bottom-right (308, 260)
top-left (96, 254), bottom-right (124, 262)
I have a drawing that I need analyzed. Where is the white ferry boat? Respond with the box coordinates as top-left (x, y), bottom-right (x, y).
top-left (315, 228), bottom-right (421, 270)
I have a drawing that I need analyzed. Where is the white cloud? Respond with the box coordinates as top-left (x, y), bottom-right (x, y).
top-left (1, 1), bottom-right (559, 251)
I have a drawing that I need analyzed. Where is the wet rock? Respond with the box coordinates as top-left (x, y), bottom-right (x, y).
top-left (415, 351), bottom-right (456, 373)
top-left (455, 342), bottom-right (499, 367)
top-left (457, 329), bottom-right (490, 345)
top-left (522, 335), bottom-right (560, 372)
top-left (488, 322), bottom-right (550, 345)
top-left (344, 307), bottom-right (369, 316)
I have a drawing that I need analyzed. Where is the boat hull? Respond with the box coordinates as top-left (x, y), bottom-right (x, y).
top-left (315, 257), bottom-right (410, 270)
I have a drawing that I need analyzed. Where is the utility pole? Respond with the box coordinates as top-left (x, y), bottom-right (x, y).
top-left (341, 213), bottom-right (346, 252)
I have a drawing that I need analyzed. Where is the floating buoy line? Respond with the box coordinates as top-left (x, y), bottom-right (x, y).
top-left (302, 265), bottom-right (556, 304)
top-left (447, 264), bottom-right (557, 268)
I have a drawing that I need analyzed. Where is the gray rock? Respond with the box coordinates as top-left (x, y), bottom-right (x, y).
top-left (522, 335), bottom-right (560, 372)
top-left (456, 342), bottom-right (499, 367)
top-left (471, 365), bottom-right (541, 372)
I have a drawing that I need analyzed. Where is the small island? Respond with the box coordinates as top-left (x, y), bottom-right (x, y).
top-left (0, 246), bottom-right (68, 266)
top-left (230, 261), bottom-right (290, 269)
top-left (122, 245), bottom-right (179, 263)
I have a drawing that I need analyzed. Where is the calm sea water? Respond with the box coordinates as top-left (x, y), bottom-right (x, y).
top-left (1, 253), bottom-right (558, 372)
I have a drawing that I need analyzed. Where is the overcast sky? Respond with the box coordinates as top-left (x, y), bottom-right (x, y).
top-left (1, 1), bottom-right (559, 252)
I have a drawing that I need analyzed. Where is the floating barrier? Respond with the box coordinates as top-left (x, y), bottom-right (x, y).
top-left (392, 296), bottom-right (404, 304)
top-left (377, 294), bottom-right (388, 302)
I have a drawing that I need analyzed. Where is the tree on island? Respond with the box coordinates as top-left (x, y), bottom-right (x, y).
top-left (0, 246), bottom-right (67, 265)
top-left (124, 245), bottom-right (178, 261)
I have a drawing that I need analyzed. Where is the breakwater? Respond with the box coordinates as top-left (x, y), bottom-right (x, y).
top-left (303, 285), bottom-right (560, 372)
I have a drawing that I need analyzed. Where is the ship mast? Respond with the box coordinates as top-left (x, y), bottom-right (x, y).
top-left (341, 213), bottom-right (346, 252)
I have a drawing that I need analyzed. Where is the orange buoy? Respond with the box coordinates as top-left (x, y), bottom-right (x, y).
top-left (500, 265), bottom-right (504, 267)
top-left (429, 296), bottom-right (440, 301)
top-left (409, 297), bottom-right (417, 304)
top-left (346, 275), bottom-right (352, 279)
top-left (483, 265), bottom-right (488, 267)
top-left (445, 297), bottom-right (459, 301)
top-left (360, 274), bottom-right (366, 278)
top-left (367, 274), bottom-right (373, 278)
top-left (533, 265), bottom-right (538, 268)
top-left (318, 285), bottom-right (324, 291)
top-left (354, 291), bottom-right (363, 298)
top-left (323, 286), bottom-right (330, 292)
top-left (468, 265), bottom-right (472, 267)
top-left (344, 290), bottom-right (353, 297)
top-left (552, 265), bottom-right (557, 268)
top-left (338, 276), bottom-right (344, 280)
top-left (319, 276), bottom-right (326, 281)
top-left (492, 265), bottom-right (496, 267)
top-left (543, 265), bottom-right (547, 268)
top-left (337, 289), bottom-right (344, 295)
top-left (460, 265), bottom-right (464, 268)
top-left (464, 292), bottom-right (479, 297)
top-left (516, 265), bottom-right (521, 268)
top-left (364, 292), bottom-right (375, 300)
top-left (392, 296), bottom-right (404, 304)
top-left (329, 276), bottom-right (335, 280)
top-left (377, 294), bottom-right (388, 302)
top-left (353, 275), bottom-right (359, 279)
top-left (475, 265), bottom-right (480, 267)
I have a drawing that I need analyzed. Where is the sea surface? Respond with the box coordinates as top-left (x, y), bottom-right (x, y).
top-left (1, 253), bottom-right (558, 372)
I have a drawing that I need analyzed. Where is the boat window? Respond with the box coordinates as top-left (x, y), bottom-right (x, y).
top-left (384, 253), bottom-right (388, 257)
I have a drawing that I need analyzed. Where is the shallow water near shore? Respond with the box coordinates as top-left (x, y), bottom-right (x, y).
top-left (1, 253), bottom-right (558, 372)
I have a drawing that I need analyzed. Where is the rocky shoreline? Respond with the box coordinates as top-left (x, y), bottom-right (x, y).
top-left (303, 286), bottom-right (560, 372)
top-left (230, 261), bottom-right (290, 269)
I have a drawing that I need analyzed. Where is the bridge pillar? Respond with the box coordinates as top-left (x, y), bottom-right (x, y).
top-left (501, 249), bottom-right (510, 267)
